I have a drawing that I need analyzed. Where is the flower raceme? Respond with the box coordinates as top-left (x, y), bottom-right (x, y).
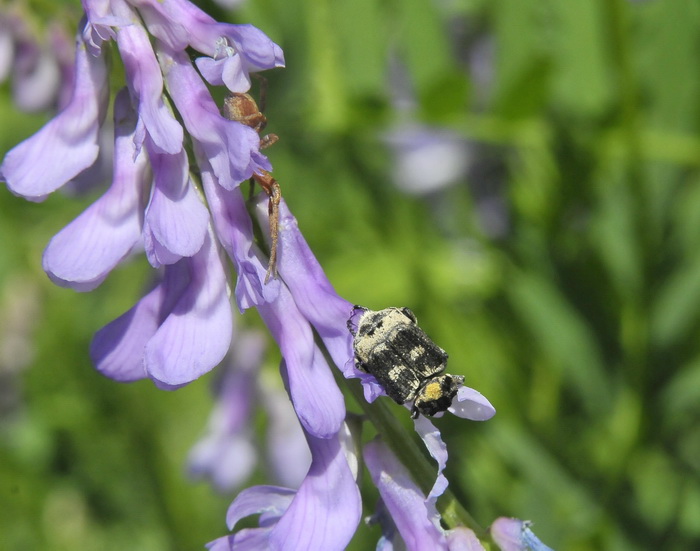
top-left (0, 2), bottom-right (533, 550)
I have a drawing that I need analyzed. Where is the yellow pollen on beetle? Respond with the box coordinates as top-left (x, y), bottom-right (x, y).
top-left (423, 381), bottom-right (442, 400)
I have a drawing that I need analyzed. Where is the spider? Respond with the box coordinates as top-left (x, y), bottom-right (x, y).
top-left (223, 83), bottom-right (281, 283)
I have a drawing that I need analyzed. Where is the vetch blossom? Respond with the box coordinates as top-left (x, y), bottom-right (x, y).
top-left (0, 9), bottom-right (75, 113)
top-left (207, 422), bottom-right (361, 551)
top-left (188, 326), bottom-right (312, 492)
top-left (490, 518), bottom-right (556, 551)
top-left (1, 0), bottom-right (283, 388)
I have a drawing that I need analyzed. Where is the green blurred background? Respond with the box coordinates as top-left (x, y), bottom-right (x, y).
top-left (2, 0), bottom-right (700, 549)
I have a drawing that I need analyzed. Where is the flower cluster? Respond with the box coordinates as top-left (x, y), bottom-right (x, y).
top-left (1, 2), bottom-right (554, 550)
top-left (0, 7), bottom-right (75, 113)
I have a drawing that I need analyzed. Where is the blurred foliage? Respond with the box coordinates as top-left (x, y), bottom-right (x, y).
top-left (2, 0), bottom-right (700, 549)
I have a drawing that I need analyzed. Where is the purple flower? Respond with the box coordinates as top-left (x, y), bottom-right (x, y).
top-left (0, 4), bottom-right (509, 550)
top-left (490, 518), bottom-right (556, 551)
top-left (188, 330), bottom-right (265, 492)
top-left (1, 32), bottom-right (108, 199)
top-left (188, 327), bottom-right (312, 492)
top-left (208, 423), bottom-right (361, 551)
top-left (42, 89), bottom-right (148, 291)
top-left (0, 11), bottom-right (75, 113)
top-left (1, 0), bottom-right (283, 388)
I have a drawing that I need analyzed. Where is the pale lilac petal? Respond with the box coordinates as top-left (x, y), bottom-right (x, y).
top-left (201, 165), bottom-right (280, 309)
top-left (262, 385), bottom-right (312, 489)
top-left (160, 47), bottom-right (266, 187)
top-left (82, 0), bottom-right (128, 55)
top-left (1, 37), bottom-right (108, 199)
top-left (269, 433), bottom-right (361, 551)
top-left (219, 23), bottom-right (285, 73)
top-left (189, 432), bottom-right (256, 491)
top-left (142, 144), bottom-right (208, 266)
top-left (189, 331), bottom-right (265, 492)
top-left (130, 0), bottom-right (212, 51)
top-left (446, 527), bottom-right (487, 551)
top-left (413, 416), bottom-right (449, 506)
top-left (364, 439), bottom-right (448, 551)
top-left (145, 229), bottom-right (233, 386)
top-left (195, 56), bottom-right (227, 86)
top-left (112, 0), bottom-right (183, 154)
top-left (226, 486), bottom-right (296, 530)
top-left (490, 518), bottom-right (555, 551)
top-left (195, 47), bottom-right (250, 93)
top-left (448, 386), bottom-right (496, 421)
top-left (43, 90), bottom-right (149, 291)
top-left (269, 200), bottom-right (354, 372)
top-left (90, 283), bottom-right (163, 381)
top-left (48, 24), bottom-right (77, 111)
top-left (258, 287), bottom-right (345, 438)
top-left (206, 530), bottom-right (271, 551)
top-left (0, 18), bottom-right (14, 83)
top-left (135, 0), bottom-right (284, 78)
top-left (12, 43), bottom-right (60, 112)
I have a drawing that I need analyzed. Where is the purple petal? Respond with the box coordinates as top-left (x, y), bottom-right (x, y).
top-left (142, 144), bottom-right (208, 267)
top-left (43, 90), bottom-right (148, 291)
top-left (364, 439), bottom-right (448, 551)
top-left (135, 0), bottom-right (283, 76)
top-left (90, 283), bottom-right (164, 382)
top-left (490, 518), bottom-right (555, 551)
top-left (112, 0), bottom-right (183, 154)
top-left (263, 385), bottom-right (312, 489)
top-left (268, 200), bottom-right (354, 373)
top-left (196, 53), bottom-right (249, 93)
top-left (160, 48), bottom-right (265, 187)
top-left (206, 529), bottom-right (273, 551)
top-left (82, 0), bottom-right (129, 55)
top-left (189, 331), bottom-right (266, 492)
top-left (448, 386), bottom-right (496, 421)
top-left (446, 527), bottom-right (487, 551)
top-left (0, 17), bottom-right (14, 83)
top-left (226, 486), bottom-right (296, 530)
top-left (12, 41), bottom-right (60, 112)
top-left (413, 416), bottom-right (449, 506)
top-left (189, 432), bottom-right (257, 492)
top-left (258, 285), bottom-right (345, 438)
top-left (269, 433), bottom-right (361, 551)
top-left (144, 228), bottom-right (233, 387)
top-left (201, 165), bottom-right (280, 309)
top-left (1, 37), bottom-right (108, 199)
top-left (212, 23), bottom-right (285, 74)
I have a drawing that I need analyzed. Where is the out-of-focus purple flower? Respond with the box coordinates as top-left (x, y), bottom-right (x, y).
top-left (0, 15), bottom-right (13, 83)
top-left (446, 527), bottom-right (487, 551)
top-left (0, 10), bottom-right (76, 113)
top-left (262, 383), bottom-right (312, 489)
top-left (491, 518), bottom-right (555, 551)
top-left (208, 423), bottom-right (361, 551)
top-left (188, 324), bottom-right (312, 493)
top-left (385, 124), bottom-right (470, 195)
top-left (188, 330), bottom-right (266, 492)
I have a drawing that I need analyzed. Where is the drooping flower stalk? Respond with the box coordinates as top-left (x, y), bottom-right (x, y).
top-left (0, 3), bottom-right (554, 550)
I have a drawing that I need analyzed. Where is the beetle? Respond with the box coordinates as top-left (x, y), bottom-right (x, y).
top-left (348, 306), bottom-right (463, 418)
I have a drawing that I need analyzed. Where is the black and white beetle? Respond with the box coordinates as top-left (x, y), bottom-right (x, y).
top-left (347, 306), bottom-right (464, 418)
